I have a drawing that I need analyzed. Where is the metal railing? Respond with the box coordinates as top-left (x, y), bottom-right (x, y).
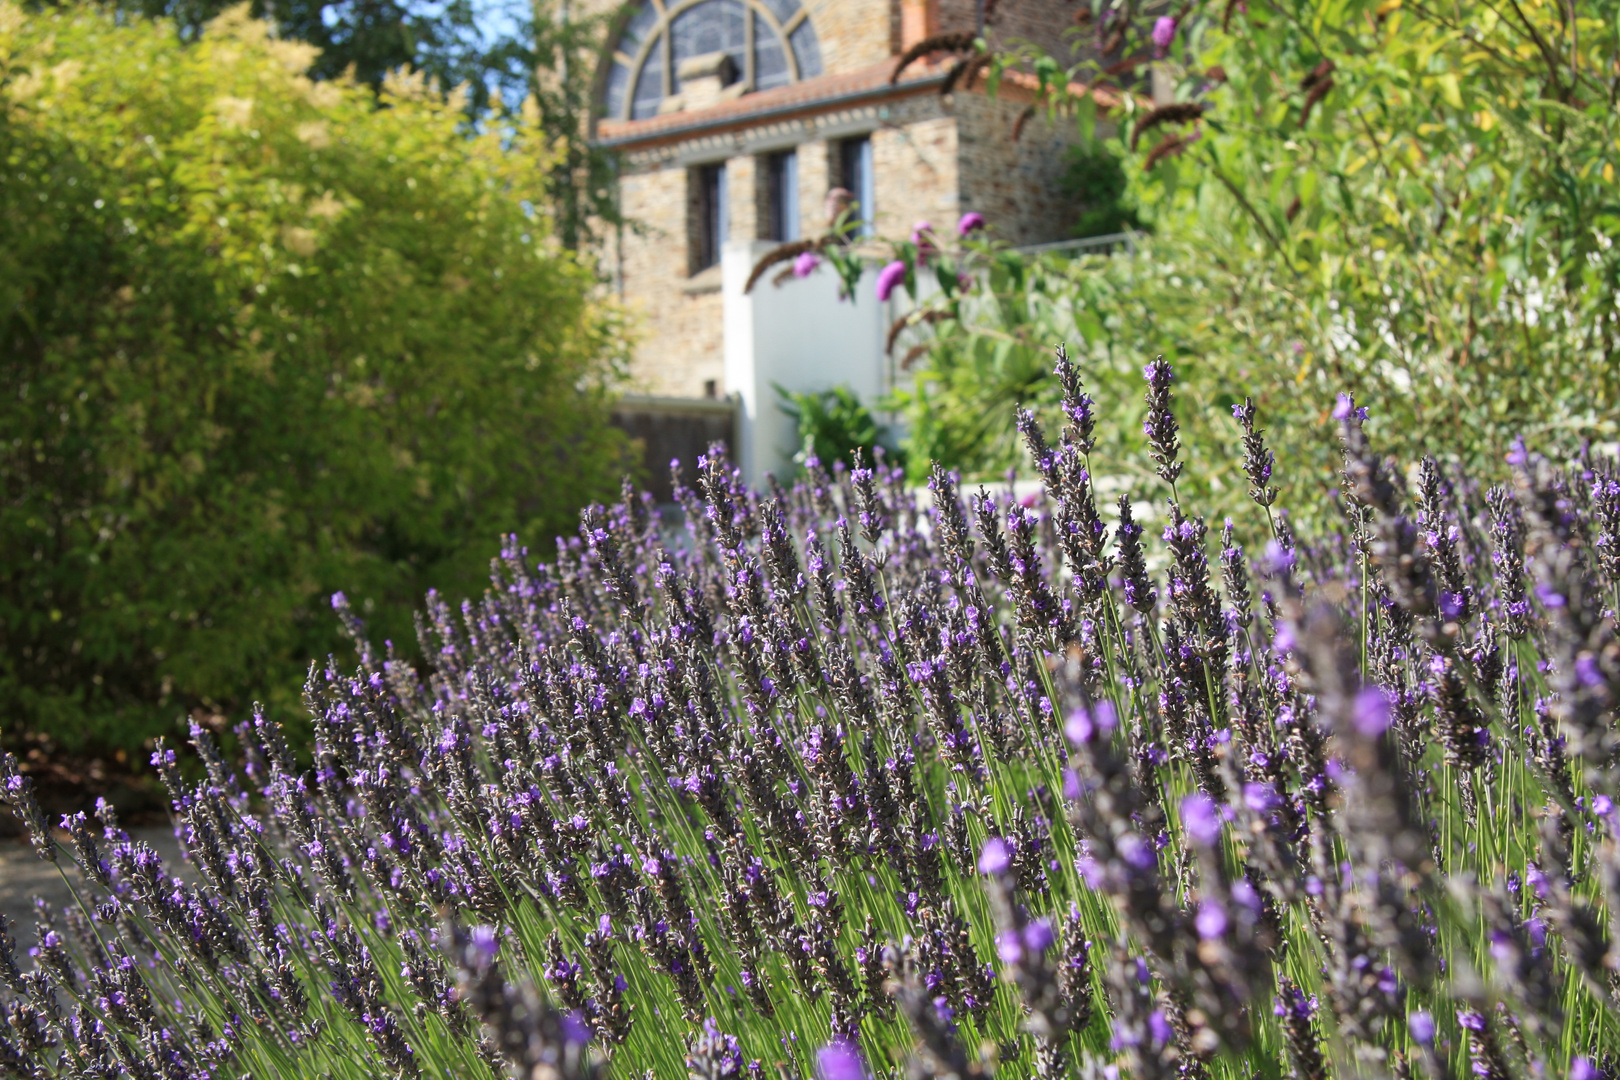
top-left (1014, 230), bottom-right (1141, 257)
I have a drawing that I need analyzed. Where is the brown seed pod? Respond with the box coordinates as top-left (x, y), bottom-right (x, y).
top-left (1300, 58), bottom-right (1335, 91)
top-left (744, 238), bottom-right (820, 294)
top-left (1012, 103), bottom-right (1037, 142)
top-left (1285, 195), bottom-right (1302, 222)
top-left (942, 50), bottom-right (995, 95)
top-left (1130, 102), bottom-right (1206, 151)
top-left (1143, 133), bottom-right (1192, 170)
top-left (891, 32), bottom-right (978, 85)
top-left (1299, 75), bottom-right (1333, 127)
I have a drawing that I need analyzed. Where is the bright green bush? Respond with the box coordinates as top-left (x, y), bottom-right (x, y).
top-left (889, 0), bottom-right (1620, 522)
top-left (0, 2), bottom-right (627, 753)
top-left (777, 384), bottom-right (904, 472)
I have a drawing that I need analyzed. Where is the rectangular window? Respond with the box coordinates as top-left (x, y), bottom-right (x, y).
top-left (693, 162), bottom-right (728, 272)
top-left (840, 135), bottom-right (874, 237)
top-left (765, 151), bottom-right (800, 242)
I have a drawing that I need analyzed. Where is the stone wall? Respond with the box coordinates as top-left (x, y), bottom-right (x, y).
top-left (870, 114), bottom-right (961, 239)
top-left (596, 0), bottom-right (1090, 397)
top-left (612, 92), bottom-right (971, 397)
top-left (803, 0), bottom-right (901, 74)
top-left (613, 163), bottom-right (727, 398)
top-left (954, 90), bottom-right (1083, 247)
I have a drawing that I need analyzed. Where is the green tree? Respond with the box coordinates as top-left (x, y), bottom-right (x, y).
top-left (0, 2), bottom-right (628, 752)
top-left (91, 0), bottom-right (625, 252)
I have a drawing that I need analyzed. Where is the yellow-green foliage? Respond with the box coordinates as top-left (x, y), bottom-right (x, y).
top-left (898, 0), bottom-right (1620, 522)
top-left (0, 3), bottom-right (627, 751)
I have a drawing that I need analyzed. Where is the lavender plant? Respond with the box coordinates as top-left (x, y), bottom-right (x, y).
top-left (5, 350), bottom-right (1620, 1080)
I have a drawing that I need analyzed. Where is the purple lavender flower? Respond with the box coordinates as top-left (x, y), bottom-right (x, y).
top-left (1179, 793), bottom-right (1221, 846)
top-left (957, 211), bottom-right (985, 236)
top-left (1142, 357), bottom-right (1181, 486)
top-left (817, 1040), bottom-right (867, 1080)
top-left (978, 837), bottom-right (1012, 875)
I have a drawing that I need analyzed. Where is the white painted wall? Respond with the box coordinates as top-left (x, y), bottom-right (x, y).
top-left (722, 239), bottom-right (892, 485)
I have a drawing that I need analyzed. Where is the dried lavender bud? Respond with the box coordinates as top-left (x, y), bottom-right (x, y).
top-left (1053, 343), bottom-right (1096, 454)
top-left (1142, 356), bottom-right (1181, 487)
top-left (1339, 393), bottom-right (1438, 627)
top-left (1221, 521), bottom-right (1253, 629)
top-left (1273, 975), bottom-right (1326, 1080)
top-left (1486, 485), bottom-right (1530, 638)
top-left (1428, 653), bottom-right (1491, 769)
top-left (850, 449), bottom-right (888, 546)
top-left (1232, 398), bottom-right (1277, 508)
top-left (1116, 494), bottom-right (1156, 614)
top-left (0, 750), bottom-right (53, 863)
top-left (1417, 456), bottom-right (1471, 625)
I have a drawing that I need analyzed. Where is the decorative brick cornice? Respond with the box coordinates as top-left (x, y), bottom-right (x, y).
top-left (592, 56), bottom-right (1124, 157)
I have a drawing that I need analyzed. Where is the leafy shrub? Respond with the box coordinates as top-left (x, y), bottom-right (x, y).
top-left (0, 3), bottom-right (626, 754)
top-left (4, 355), bottom-right (1619, 1080)
top-left (1057, 141), bottom-right (1141, 239)
top-left (886, 0), bottom-right (1619, 522)
top-left (776, 384), bottom-right (904, 473)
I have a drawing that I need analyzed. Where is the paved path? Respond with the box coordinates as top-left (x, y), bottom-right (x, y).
top-left (0, 826), bottom-right (187, 943)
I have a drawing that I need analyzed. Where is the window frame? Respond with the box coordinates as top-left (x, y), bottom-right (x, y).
top-left (840, 135), bottom-right (875, 238)
top-left (692, 162), bottom-right (729, 274)
top-left (764, 150), bottom-right (799, 242)
top-left (606, 0), bottom-right (822, 122)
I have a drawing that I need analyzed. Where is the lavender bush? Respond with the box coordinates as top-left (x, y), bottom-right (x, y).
top-left (4, 347), bottom-right (1620, 1080)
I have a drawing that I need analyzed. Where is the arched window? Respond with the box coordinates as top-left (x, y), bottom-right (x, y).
top-left (603, 0), bottom-right (823, 121)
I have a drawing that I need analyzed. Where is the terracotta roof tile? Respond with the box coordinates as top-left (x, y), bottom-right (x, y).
top-left (591, 57), bottom-right (1125, 151)
top-left (593, 58), bottom-right (948, 147)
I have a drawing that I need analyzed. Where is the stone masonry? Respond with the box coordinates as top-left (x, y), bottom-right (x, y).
top-left (589, 0), bottom-right (1096, 398)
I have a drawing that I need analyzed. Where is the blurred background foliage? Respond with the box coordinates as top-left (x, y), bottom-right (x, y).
top-left (888, 0), bottom-right (1620, 525)
top-left (0, 3), bottom-right (626, 755)
top-left (776, 384), bottom-right (906, 473)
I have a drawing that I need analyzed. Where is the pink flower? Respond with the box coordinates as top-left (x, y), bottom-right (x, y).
top-left (792, 251), bottom-right (822, 278)
top-left (1152, 16), bottom-right (1177, 54)
top-left (875, 259), bottom-right (907, 301)
top-left (957, 211), bottom-right (985, 236)
top-left (911, 221), bottom-right (937, 262)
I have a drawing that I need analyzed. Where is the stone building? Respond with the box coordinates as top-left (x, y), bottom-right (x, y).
top-left (586, 0), bottom-right (1099, 478)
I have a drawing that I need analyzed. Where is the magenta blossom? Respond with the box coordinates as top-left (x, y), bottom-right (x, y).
top-left (1152, 16), bottom-right (1177, 54)
top-left (817, 1041), bottom-right (867, 1080)
top-left (957, 211), bottom-right (986, 236)
top-left (875, 259), bottom-right (907, 301)
top-left (792, 250), bottom-right (822, 278)
top-left (911, 220), bottom-right (937, 261)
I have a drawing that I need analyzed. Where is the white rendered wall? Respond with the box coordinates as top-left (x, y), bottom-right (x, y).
top-left (722, 239), bottom-right (894, 485)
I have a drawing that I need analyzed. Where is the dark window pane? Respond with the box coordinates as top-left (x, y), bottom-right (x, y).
top-left (620, 0), bottom-right (660, 49)
top-left (788, 19), bottom-right (822, 79)
top-left (694, 163), bottom-right (728, 271)
top-left (841, 136), bottom-right (873, 237)
top-left (753, 12), bottom-right (790, 90)
top-left (631, 44), bottom-right (664, 119)
top-left (767, 151), bottom-right (799, 241)
top-left (757, 0), bottom-right (801, 22)
top-left (671, 0), bottom-right (747, 92)
top-left (604, 62), bottom-right (630, 119)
